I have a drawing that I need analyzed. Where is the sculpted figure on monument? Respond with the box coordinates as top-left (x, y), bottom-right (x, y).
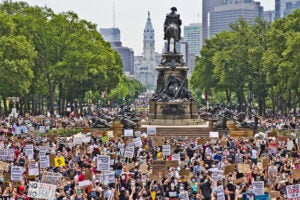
top-left (164, 7), bottom-right (182, 53)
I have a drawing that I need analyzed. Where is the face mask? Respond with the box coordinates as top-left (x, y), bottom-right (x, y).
top-left (179, 186), bottom-right (184, 190)
top-left (204, 179), bottom-right (208, 183)
top-left (121, 176), bottom-right (125, 180)
top-left (192, 179), bottom-right (196, 182)
top-left (248, 189), bottom-right (253, 193)
top-left (131, 183), bottom-right (135, 186)
top-left (171, 183), bottom-right (175, 187)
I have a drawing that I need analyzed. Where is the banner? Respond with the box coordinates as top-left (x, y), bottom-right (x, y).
top-left (124, 129), bottom-right (133, 137)
top-left (162, 145), bottom-right (171, 156)
top-left (11, 166), bottom-right (24, 181)
top-left (28, 181), bottom-right (56, 200)
top-left (253, 181), bottom-right (264, 195)
top-left (97, 155), bottom-right (110, 171)
top-left (40, 156), bottom-right (50, 168)
top-left (124, 146), bottom-right (135, 158)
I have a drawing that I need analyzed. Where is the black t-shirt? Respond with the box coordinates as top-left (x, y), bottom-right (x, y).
top-left (227, 183), bottom-right (236, 199)
top-left (274, 161), bottom-right (283, 172)
top-left (200, 182), bottom-right (211, 198)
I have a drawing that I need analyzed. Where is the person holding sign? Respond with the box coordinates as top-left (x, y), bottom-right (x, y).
top-left (15, 185), bottom-right (30, 200)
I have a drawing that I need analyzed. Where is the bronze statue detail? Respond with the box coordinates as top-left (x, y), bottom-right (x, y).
top-left (164, 7), bottom-right (182, 53)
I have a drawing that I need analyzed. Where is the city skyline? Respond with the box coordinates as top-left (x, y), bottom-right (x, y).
top-left (14, 0), bottom-right (274, 55)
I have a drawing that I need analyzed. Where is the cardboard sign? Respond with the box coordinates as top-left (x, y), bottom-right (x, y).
top-left (197, 138), bottom-right (206, 145)
top-left (262, 157), bottom-right (269, 170)
top-left (253, 181), bottom-right (264, 195)
top-left (41, 172), bottom-right (62, 185)
top-left (97, 155), bottom-right (110, 171)
top-left (287, 141), bottom-right (294, 151)
top-left (233, 178), bottom-right (244, 185)
top-left (224, 164), bottom-right (236, 175)
top-left (179, 169), bottom-right (190, 177)
top-left (49, 154), bottom-right (56, 167)
top-left (0, 161), bottom-right (9, 172)
top-left (28, 181), bottom-right (56, 200)
top-left (124, 129), bottom-right (133, 137)
top-left (124, 146), bottom-right (135, 158)
top-left (139, 163), bottom-right (148, 173)
top-left (147, 127), bottom-right (156, 135)
top-left (54, 157), bottom-right (66, 167)
top-left (268, 131), bottom-right (277, 138)
top-left (278, 136), bottom-right (287, 141)
top-left (85, 168), bottom-right (93, 181)
top-left (11, 166), bottom-right (24, 181)
top-left (166, 160), bottom-right (179, 168)
top-left (162, 145), bottom-right (171, 156)
top-left (292, 169), bottom-right (300, 179)
top-left (238, 164), bottom-right (250, 174)
top-left (269, 191), bottom-right (280, 199)
top-left (40, 156), bottom-right (50, 168)
top-left (152, 161), bottom-right (166, 174)
top-left (125, 162), bottom-right (136, 171)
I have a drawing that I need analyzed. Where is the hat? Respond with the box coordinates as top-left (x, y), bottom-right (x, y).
top-left (78, 174), bottom-right (85, 182)
top-left (171, 7), bottom-right (177, 11)
top-left (19, 185), bottom-right (25, 191)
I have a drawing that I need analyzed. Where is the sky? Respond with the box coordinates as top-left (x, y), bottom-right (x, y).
top-left (12, 0), bottom-right (275, 55)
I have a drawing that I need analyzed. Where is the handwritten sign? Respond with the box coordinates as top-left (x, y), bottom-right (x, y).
top-left (133, 137), bottom-right (143, 147)
top-left (0, 149), bottom-right (15, 161)
top-left (78, 180), bottom-right (91, 187)
top-left (28, 163), bottom-right (39, 176)
top-left (147, 127), bottom-right (156, 135)
top-left (162, 145), bottom-right (171, 156)
top-left (41, 172), bottom-right (62, 185)
top-left (253, 181), bottom-right (264, 195)
top-left (97, 155), bottom-right (110, 171)
top-left (152, 161), bottom-right (166, 174)
top-left (28, 181), bottom-right (56, 200)
top-left (262, 157), bottom-right (269, 170)
top-left (238, 164), bottom-right (250, 174)
top-left (40, 156), bottom-right (50, 169)
top-left (11, 166), bottom-right (24, 181)
top-left (286, 184), bottom-right (300, 199)
top-left (124, 146), bottom-right (135, 158)
top-left (224, 164), bottom-right (236, 175)
top-left (166, 160), bottom-right (179, 168)
top-left (124, 129), bottom-right (133, 137)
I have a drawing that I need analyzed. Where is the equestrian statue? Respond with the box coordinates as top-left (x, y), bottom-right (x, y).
top-left (164, 7), bottom-right (182, 53)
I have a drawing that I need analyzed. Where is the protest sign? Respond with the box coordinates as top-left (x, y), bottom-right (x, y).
top-left (28, 163), bottom-right (39, 176)
top-left (124, 146), bottom-right (135, 158)
top-left (147, 126), bottom-right (156, 135)
top-left (133, 137), bottom-right (143, 147)
top-left (103, 171), bottom-right (115, 184)
top-left (224, 164), bottom-right (236, 175)
top-left (73, 137), bottom-right (82, 145)
top-left (54, 157), bottom-right (65, 167)
top-left (278, 136), bottom-right (287, 141)
top-left (166, 160), bottom-right (179, 168)
top-left (292, 169), bottom-right (300, 179)
top-left (39, 155), bottom-right (50, 169)
top-left (152, 161), bottom-right (166, 175)
top-left (269, 191), bottom-right (280, 199)
top-left (179, 192), bottom-right (189, 200)
top-left (253, 181), bottom-right (264, 195)
top-left (172, 154), bottom-right (180, 161)
top-left (255, 194), bottom-right (270, 200)
top-left (197, 137), bottom-right (206, 145)
top-left (287, 141), bottom-right (294, 151)
top-left (24, 144), bottom-right (34, 159)
top-left (209, 168), bottom-right (224, 180)
top-left (0, 149), bottom-right (15, 161)
top-left (124, 129), bottom-right (133, 137)
top-left (216, 185), bottom-right (225, 200)
top-left (268, 131), bottom-right (277, 138)
top-left (135, 131), bottom-right (141, 137)
top-left (49, 154), bottom-right (56, 167)
top-left (286, 184), bottom-right (300, 199)
top-left (139, 163), bottom-right (148, 173)
top-left (39, 146), bottom-right (47, 156)
top-left (162, 145), bottom-right (171, 156)
top-left (125, 162), bottom-right (136, 171)
top-left (85, 168), bottom-right (93, 181)
top-left (41, 172), bottom-right (62, 185)
top-left (11, 166), bottom-right (24, 181)
top-left (97, 155), bottom-right (110, 171)
top-left (209, 132), bottom-right (219, 138)
top-left (0, 161), bottom-right (9, 172)
top-left (28, 181), bottom-right (56, 200)
top-left (101, 136), bottom-right (109, 142)
top-left (262, 157), bottom-right (269, 170)
top-left (179, 169), bottom-right (190, 177)
top-left (233, 178), bottom-right (244, 185)
top-left (238, 164), bottom-right (250, 174)
top-left (78, 180), bottom-right (91, 187)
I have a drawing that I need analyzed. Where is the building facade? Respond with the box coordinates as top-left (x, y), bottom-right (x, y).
top-left (184, 23), bottom-right (202, 56)
top-left (134, 12), bottom-right (159, 90)
top-left (209, 1), bottom-right (263, 38)
top-left (99, 28), bottom-right (134, 76)
top-left (275, 0), bottom-right (300, 18)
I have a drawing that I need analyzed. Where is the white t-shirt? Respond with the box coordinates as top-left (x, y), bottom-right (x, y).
top-left (251, 149), bottom-right (257, 159)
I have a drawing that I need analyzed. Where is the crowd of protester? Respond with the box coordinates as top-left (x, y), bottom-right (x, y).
top-left (0, 110), bottom-right (299, 200)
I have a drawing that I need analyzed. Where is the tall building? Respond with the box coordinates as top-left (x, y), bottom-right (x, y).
top-left (134, 12), bottom-right (159, 90)
top-left (184, 23), bottom-right (202, 56)
top-left (263, 10), bottom-right (276, 23)
top-left (99, 28), bottom-right (134, 76)
top-left (275, 0), bottom-right (300, 18)
top-left (202, 0), bottom-right (222, 45)
top-left (209, 1), bottom-right (263, 38)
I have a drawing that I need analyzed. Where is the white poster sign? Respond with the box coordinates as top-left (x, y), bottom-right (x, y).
top-left (286, 184), bottom-right (300, 199)
top-left (147, 127), bottom-right (156, 135)
top-left (216, 185), bottom-right (225, 200)
top-left (124, 129), bottom-right (133, 137)
top-left (162, 145), bottom-right (171, 156)
top-left (209, 132), bottom-right (219, 138)
top-left (29, 163), bottom-right (39, 176)
top-left (97, 155), bottom-right (110, 171)
top-left (253, 181), bottom-right (264, 195)
top-left (28, 181), bottom-right (56, 200)
top-left (39, 146), bottom-right (47, 156)
top-left (78, 180), bottom-right (91, 187)
top-left (40, 156), bottom-right (50, 169)
top-left (24, 144), bottom-right (34, 159)
top-left (11, 166), bottom-right (24, 181)
top-left (133, 137), bottom-right (143, 147)
top-left (124, 146), bottom-right (135, 158)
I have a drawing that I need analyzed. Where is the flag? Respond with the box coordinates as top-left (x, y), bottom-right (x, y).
top-left (201, 89), bottom-right (206, 101)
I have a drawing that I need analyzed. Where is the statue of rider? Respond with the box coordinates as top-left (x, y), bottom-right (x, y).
top-left (164, 7), bottom-right (182, 41)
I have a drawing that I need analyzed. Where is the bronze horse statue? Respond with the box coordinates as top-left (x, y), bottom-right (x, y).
top-left (165, 24), bottom-right (179, 53)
